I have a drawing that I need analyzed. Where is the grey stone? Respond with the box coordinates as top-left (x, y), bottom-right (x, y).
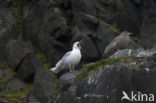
top-left (59, 70), bottom-right (81, 91)
top-left (5, 39), bottom-right (34, 69)
top-left (5, 78), bottom-right (26, 92)
top-left (33, 69), bottom-right (55, 103)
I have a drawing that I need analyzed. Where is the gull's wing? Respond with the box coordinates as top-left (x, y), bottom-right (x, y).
top-left (56, 51), bottom-right (71, 67)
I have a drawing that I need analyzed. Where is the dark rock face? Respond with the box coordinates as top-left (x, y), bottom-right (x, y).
top-left (5, 78), bottom-right (26, 92)
top-left (59, 70), bottom-right (81, 91)
top-left (33, 69), bottom-right (55, 103)
top-left (5, 39), bottom-right (34, 69)
top-left (55, 63), bottom-right (156, 103)
top-left (16, 54), bottom-right (43, 81)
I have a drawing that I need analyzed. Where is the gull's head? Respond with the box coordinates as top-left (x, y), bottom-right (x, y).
top-left (121, 31), bottom-right (132, 36)
top-left (73, 41), bottom-right (82, 50)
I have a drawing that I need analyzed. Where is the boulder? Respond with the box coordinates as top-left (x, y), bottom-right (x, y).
top-left (33, 69), bottom-right (55, 103)
top-left (5, 78), bottom-right (26, 92)
top-left (140, 3), bottom-right (156, 49)
top-left (55, 64), bottom-right (156, 103)
top-left (5, 39), bottom-right (34, 69)
top-left (59, 70), bottom-right (81, 91)
top-left (55, 50), bottom-right (156, 103)
top-left (27, 94), bottom-right (40, 103)
top-left (115, 0), bottom-right (142, 34)
top-left (16, 54), bottom-right (43, 81)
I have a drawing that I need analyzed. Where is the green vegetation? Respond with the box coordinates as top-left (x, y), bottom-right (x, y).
top-left (0, 77), bottom-right (8, 86)
top-left (108, 0), bottom-right (115, 4)
top-left (5, 0), bottom-right (24, 37)
top-left (61, 17), bottom-right (67, 25)
top-left (48, 75), bottom-right (61, 103)
top-left (0, 61), bottom-right (10, 69)
top-left (84, 13), bottom-right (120, 33)
top-left (74, 56), bottom-right (131, 83)
top-left (36, 53), bottom-right (49, 69)
top-left (0, 85), bottom-right (32, 103)
top-left (0, 61), bottom-right (15, 86)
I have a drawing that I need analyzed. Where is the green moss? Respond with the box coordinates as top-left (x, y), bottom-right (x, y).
top-left (48, 75), bottom-right (61, 103)
top-left (0, 77), bottom-right (8, 86)
top-left (36, 53), bottom-right (49, 70)
top-left (0, 61), bottom-right (10, 69)
top-left (61, 17), bottom-right (67, 25)
top-left (108, 0), bottom-right (115, 4)
top-left (0, 85), bottom-right (32, 103)
top-left (111, 22), bottom-right (117, 29)
top-left (74, 56), bottom-right (131, 83)
top-left (54, 7), bottom-right (61, 13)
top-left (5, 0), bottom-right (24, 37)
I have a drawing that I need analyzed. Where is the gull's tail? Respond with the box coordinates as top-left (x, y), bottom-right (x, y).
top-left (50, 67), bottom-right (59, 73)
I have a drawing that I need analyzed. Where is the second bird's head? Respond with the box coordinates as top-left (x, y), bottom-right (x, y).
top-left (122, 31), bottom-right (132, 36)
top-left (73, 41), bottom-right (82, 50)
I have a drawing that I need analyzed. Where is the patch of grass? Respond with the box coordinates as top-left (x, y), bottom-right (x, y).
top-left (36, 53), bottom-right (49, 70)
top-left (0, 85), bottom-right (32, 103)
top-left (74, 56), bottom-right (131, 83)
top-left (0, 61), bottom-right (10, 69)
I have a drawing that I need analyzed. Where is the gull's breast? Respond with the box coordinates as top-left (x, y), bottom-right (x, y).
top-left (66, 50), bottom-right (81, 66)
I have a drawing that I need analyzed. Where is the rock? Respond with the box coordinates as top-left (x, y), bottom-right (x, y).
top-left (0, 68), bottom-right (15, 91)
top-left (27, 94), bottom-right (40, 103)
top-left (5, 39), bottom-right (34, 69)
top-left (81, 36), bottom-right (99, 61)
top-left (115, 0), bottom-right (141, 34)
top-left (33, 69), bottom-right (55, 103)
top-left (16, 54), bottom-right (43, 81)
top-left (55, 64), bottom-right (156, 103)
top-left (97, 21), bottom-right (118, 56)
top-left (59, 70), bottom-right (81, 91)
top-left (140, 0), bottom-right (156, 49)
top-left (109, 49), bottom-right (156, 59)
top-left (0, 100), bottom-right (16, 103)
top-left (140, 53), bottom-right (156, 70)
top-left (5, 78), bottom-right (26, 92)
top-left (133, 0), bottom-right (143, 4)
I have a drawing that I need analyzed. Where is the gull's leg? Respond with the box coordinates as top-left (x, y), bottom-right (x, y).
top-left (68, 64), bottom-right (72, 72)
top-left (72, 66), bottom-right (75, 71)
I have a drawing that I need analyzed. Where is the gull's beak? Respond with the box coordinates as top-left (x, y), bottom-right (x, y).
top-left (78, 41), bottom-right (82, 49)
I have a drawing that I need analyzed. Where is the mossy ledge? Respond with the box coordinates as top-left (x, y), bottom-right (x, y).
top-left (36, 53), bottom-right (49, 70)
top-left (74, 56), bottom-right (131, 83)
top-left (0, 61), bottom-right (15, 86)
top-left (0, 85), bottom-right (32, 103)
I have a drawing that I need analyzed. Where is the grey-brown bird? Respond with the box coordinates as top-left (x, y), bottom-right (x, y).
top-left (104, 31), bottom-right (132, 55)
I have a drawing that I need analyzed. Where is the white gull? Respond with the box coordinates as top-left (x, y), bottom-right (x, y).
top-left (50, 41), bottom-right (82, 73)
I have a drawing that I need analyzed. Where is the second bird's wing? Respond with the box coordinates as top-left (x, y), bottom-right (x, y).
top-left (56, 51), bottom-right (71, 67)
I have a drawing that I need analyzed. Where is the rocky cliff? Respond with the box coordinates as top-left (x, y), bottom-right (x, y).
top-left (0, 0), bottom-right (156, 103)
